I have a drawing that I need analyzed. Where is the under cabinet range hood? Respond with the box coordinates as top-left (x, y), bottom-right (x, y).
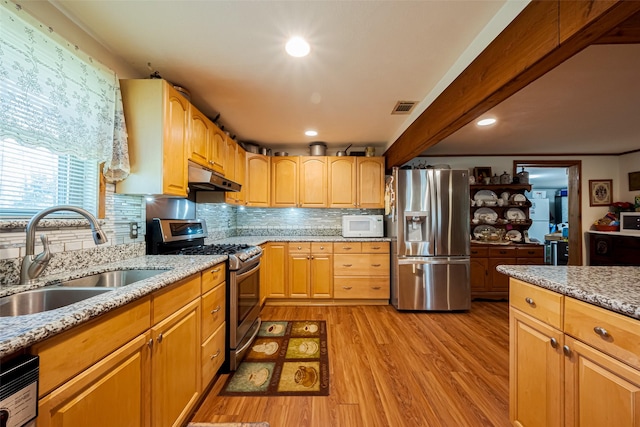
top-left (188, 162), bottom-right (241, 192)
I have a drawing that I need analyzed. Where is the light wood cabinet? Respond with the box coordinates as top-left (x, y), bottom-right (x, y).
top-left (188, 105), bottom-right (210, 169)
top-left (34, 268), bottom-right (224, 427)
top-left (150, 299), bottom-right (200, 427)
top-left (210, 124), bottom-right (227, 175)
top-left (287, 242), bottom-right (333, 299)
top-left (271, 157), bottom-right (299, 207)
top-left (118, 79), bottom-right (189, 197)
top-left (299, 156), bottom-right (327, 207)
top-left (328, 157), bottom-right (385, 208)
top-left (37, 333), bottom-right (151, 427)
top-left (333, 241), bottom-right (389, 300)
top-left (246, 154), bottom-right (270, 207)
top-left (225, 138), bottom-right (245, 205)
top-left (264, 242), bottom-right (288, 298)
top-left (509, 278), bottom-right (640, 427)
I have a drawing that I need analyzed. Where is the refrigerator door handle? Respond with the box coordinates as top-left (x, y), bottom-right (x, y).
top-left (398, 257), bottom-right (469, 265)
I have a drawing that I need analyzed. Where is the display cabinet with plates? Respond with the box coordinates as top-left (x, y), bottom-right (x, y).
top-left (470, 183), bottom-right (532, 243)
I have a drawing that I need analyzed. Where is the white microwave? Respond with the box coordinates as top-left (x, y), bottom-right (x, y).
top-left (342, 215), bottom-right (384, 237)
top-left (620, 212), bottom-right (640, 233)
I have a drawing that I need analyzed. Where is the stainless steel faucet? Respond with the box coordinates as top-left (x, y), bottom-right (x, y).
top-left (20, 205), bottom-right (108, 285)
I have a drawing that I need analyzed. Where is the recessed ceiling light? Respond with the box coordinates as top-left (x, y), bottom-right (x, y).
top-left (305, 130), bottom-right (318, 137)
top-left (285, 36), bottom-right (310, 57)
top-left (477, 118), bottom-right (497, 126)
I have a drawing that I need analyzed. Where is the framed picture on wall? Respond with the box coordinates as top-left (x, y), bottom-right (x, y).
top-left (589, 179), bottom-right (612, 206)
top-left (629, 171), bottom-right (640, 191)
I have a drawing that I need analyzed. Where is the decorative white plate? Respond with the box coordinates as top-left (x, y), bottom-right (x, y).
top-left (473, 225), bottom-right (497, 237)
top-left (473, 190), bottom-right (498, 202)
top-left (505, 208), bottom-right (526, 220)
top-left (506, 230), bottom-right (522, 242)
top-left (474, 207), bottom-right (498, 222)
top-left (511, 194), bottom-right (527, 203)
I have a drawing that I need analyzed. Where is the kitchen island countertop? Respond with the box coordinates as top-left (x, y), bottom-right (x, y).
top-left (0, 255), bottom-right (225, 358)
top-left (497, 265), bottom-right (640, 320)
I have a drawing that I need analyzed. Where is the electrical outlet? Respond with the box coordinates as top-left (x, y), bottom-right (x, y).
top-left (129, 222), bottom-right (139, 239)
top-left (228, 219), bottom-right (232, 228)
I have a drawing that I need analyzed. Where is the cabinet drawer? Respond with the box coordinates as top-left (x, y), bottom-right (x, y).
top-left (289, 242), bottom-right (311, 253)
top-left (489, 247), bottom-right (516, 257)
top-left (516, 246), bottom-right (544, 258)
top-left (311, 242), bottom-right (333, 254)
top-left (333, 242), bottom-right (362, 253)
top-left (201, 322), bottom-right (225, 388)
top-left (510, 278), bottom-right (563, 329)
top-left (334, 254), bottom-right (389, 276)
top-left (202, 263), bottom-right (225, 294)
top-left (334, 278), bottom-right (390, 299)
top-left (362, 242), bottom-right (389, 253)
top-left (564, 297), bottom-right (640, 370)
top-left (201, 283), bottom-right (225, 341)
top-left (470, 247), bottom-right (489, 257)
top-left (152, 274), bottom-right (200, 325)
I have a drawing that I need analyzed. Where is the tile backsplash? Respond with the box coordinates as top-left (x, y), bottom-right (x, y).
top-left (0, 189), bottom-right (382, 285)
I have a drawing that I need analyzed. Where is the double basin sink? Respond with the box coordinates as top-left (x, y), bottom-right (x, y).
top-left (0, 269), bottom-right (169, 317)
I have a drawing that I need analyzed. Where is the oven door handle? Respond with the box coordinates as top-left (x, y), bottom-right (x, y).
top-left (235, 260), bottom-right (260, 281)
top-left (235, 317), bottom-right (262, 356)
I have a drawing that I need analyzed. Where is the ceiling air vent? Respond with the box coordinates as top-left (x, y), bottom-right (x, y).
top-left (391, 101), bottom-right (417, 115)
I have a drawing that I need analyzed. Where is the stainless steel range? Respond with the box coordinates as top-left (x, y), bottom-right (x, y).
top-left (148, 218), bottom-right (262, 371)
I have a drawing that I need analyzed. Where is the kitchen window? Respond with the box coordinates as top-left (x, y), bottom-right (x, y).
top-left (0, 138), bottom-right (98, 218)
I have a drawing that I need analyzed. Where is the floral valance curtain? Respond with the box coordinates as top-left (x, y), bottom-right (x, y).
top-left (0, 0), bottom-right (129, 182)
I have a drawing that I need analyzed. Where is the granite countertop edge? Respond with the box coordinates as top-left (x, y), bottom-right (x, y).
top-left (0, 255), bottom-right (227, 358)
top-left (206, 236), bottom-right (391, 245)
top-left (497, 265), bottom-right (640, 320)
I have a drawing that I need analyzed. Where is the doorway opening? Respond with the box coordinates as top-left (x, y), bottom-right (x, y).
top-left (513, 160), bottom-right (582, 265)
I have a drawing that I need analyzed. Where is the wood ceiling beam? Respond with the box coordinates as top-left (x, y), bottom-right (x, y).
top-left (383, 0), bottom-right (640, 168)
top-left (593, 10), bottom-right (640, 44)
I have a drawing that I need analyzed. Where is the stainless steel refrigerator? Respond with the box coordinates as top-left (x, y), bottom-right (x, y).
top-left (386, 167), bottom-right (470, 311)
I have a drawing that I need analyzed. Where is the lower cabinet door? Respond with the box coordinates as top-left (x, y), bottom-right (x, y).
top-left (38, 333), bottom-right (151, 427)
top-left (510, 309), bottom-right (563, 427)
top-left (311, 254), bottom-right (333, 298)
top-left (151, 299), bottom-right (200, 427)
top-left (565, 337), bottom-right (640, 427)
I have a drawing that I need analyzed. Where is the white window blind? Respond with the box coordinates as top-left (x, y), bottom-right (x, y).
top-left (0, 138), bottom-right (97, 218)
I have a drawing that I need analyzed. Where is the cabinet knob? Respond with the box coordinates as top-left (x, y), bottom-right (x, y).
top-left (562, 345), bottom-right (571, 357)
top-left (148, 339), bottom-right (154, 349)
top-left (525, 297), bottom-right (535, 306)
top-left (210, 349), bottom-right (221, 360)
top-left (320, 246), bottom-right (324, 250)
top-left (157, 333), bottom-right (163, 343)
top-left (310, 256), bottom-right (314, 259)
top-left (593, 326), bottom-right (610, 339)
top-left (297, 246), bottom-right (302, 250)
top-left (549, 337), bottom-right (558, 349)
top-left (211, 305), bottom-right (221, 314)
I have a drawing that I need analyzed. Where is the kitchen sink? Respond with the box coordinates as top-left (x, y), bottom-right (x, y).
top-left (57, 269), bottom-right (170, 288)
top-left (0, 287), bottom-right (115, 317)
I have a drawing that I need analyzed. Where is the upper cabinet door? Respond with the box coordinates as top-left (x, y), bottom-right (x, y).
top-left (246, 153), bottom-right (270, 207)
top-left (356, 157), bottom-right (385, 208)
top-left (188, 105), bottom-right (210, 168)
top-left (328, 156), bottom-right (356, 208)
top-left (299, 156), bottom-right (327, 208)
top-left (162, 86), bottom-right (189, 197)
top-left (271, 157), bottom-right (299, 207)
top-left (210, 125), bottom-right (226, 175)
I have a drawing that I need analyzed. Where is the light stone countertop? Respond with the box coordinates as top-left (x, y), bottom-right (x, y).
top-left (207, 235), bottom-right (391, 246)
top-left (0, 255), bottom-right (226, 358)
top-left (496, 265), bottom-right (640, 320)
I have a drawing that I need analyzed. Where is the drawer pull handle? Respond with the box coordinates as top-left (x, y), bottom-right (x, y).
top-left (525, 297), bottom-right (535, 305)
top-left (562, 345), bottom-right (571, 357)
top-left (371, 286), bottom-right (381, 290)
top-left (210, 349), bottom-right (221, 360)
top-left (549, 338), bottom-right (558, 349)
top-left (211, 268), bottom-right (221, 273)
top-left (371, 263), bottom-right (381, 267)
top-left (211, 305), bottom-right (221, 314)
top-left (499, 250), bottom-right (507, 254)
top-left (157, 333), bottom-right (163, 343)
top-left (372, 246), bottom-right (381, 249)
top-left (527, 251), bottom-right (535, 255)
top-left (342, 286), bottom-right (353, 290)
top-left (342, 247), bottom-right (352, 250)
top-left (593, 326), bottom-right (610, 338)
top-left (343, 264), bottom-right (353, 267)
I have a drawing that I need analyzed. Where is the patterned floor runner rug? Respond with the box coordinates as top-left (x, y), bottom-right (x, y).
top-left (219, 320), bottom-right (329, 396)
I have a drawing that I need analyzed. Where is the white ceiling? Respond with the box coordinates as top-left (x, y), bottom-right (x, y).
top-left (50, 0), bottom-right (513, 153)
top-left (50, 1), bottom-right (639, 158)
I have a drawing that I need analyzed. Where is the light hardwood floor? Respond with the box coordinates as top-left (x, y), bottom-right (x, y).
top-left (190, 302), bottom-right (510, 427)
